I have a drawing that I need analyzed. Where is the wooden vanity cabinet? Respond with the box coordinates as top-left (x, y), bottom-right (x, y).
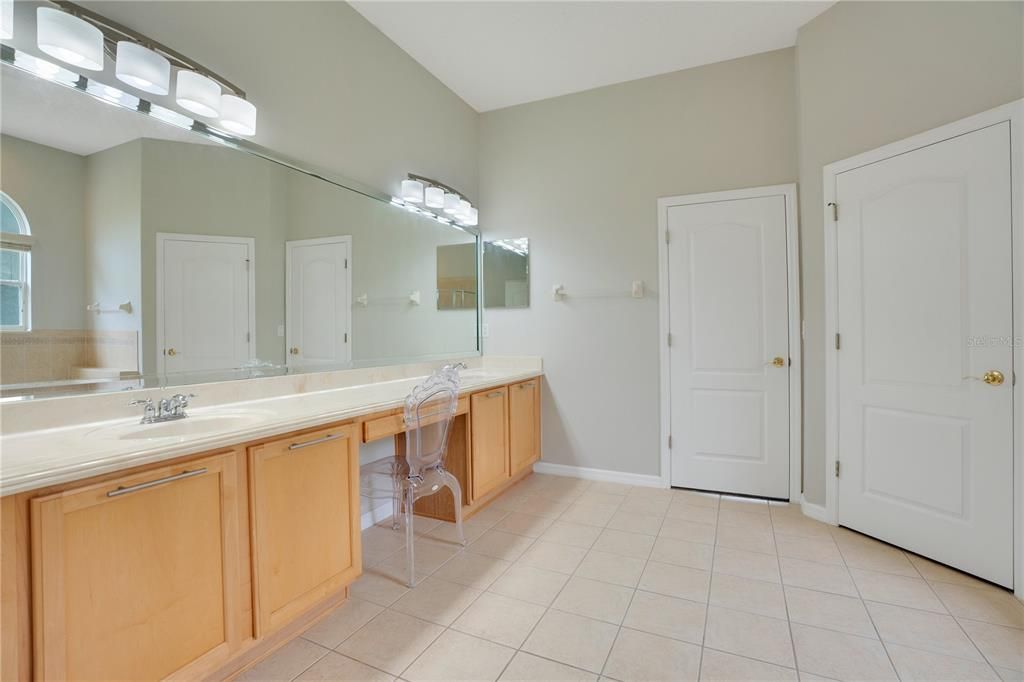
top-left (249, 423), bottom-right (361, 637)
top-left (29, 450), bottom-right (243, 681)
top-left (509, 378), bottom-right (541, 475)
top-left (470, 386), bottom-right (511, 500)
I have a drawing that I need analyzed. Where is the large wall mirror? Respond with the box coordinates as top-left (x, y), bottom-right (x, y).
top-left (0, 43), bottom-right (480, 399)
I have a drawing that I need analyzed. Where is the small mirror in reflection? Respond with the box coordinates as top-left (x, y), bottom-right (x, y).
top-left (483, 238), bottom-right (529, 308)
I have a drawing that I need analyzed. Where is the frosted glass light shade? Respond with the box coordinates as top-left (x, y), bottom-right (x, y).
top-left (457, 199), bottom-right (471, 220)
top-left (37, 8), bottom-right (103, 70)
top-left (401, 179), bottom-right (424, 203)
top-left (115, 42), bottom-right (170, 95)
top-left (466, 207), bottom-right (478, 226)
top-left (176, 71), bottom-right (221, 117)
top-left (443, 192), bottom-right (461, 214)
top-left (1, 0), bottom-right (13, 40)
top-left (219, 94), bottom-right (257, 136)
top-left (424, 186), bottom-right (444, 208)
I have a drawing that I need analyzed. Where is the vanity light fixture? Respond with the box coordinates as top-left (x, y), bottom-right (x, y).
top-left (115, 41), bottom-right (170, 95)
top-left (443, 192), bottom-right (461, 215)
top-left (401, 179), bottom-right (425, 204)
top-left (176, 70), bottom-right (221, 117)
top-left (424, 186), bottom-right (445, 209)
top-left (1, 0), bottom-right (13, 40)
top-left (457, 199), bottom-right (471, 220)
top-left (219, 94), bottom-right (257, 136)
top-left (36, 7), bottom-right (103, 70)
top-left (466, 207), bottom-right (479, 227)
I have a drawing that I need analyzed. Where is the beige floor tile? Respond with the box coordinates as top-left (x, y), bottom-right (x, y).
top-left (526, 497), bottom-right (574, 519)
top-left (431, 552), bottom-right (512, 590)
top-left (390, 576), bottom-right (482, 626)
top-left (349, 570), bottom-right (411, 606)
top-left (704, 606), bottom-right (794, 667)
top-left (552, 576), bottom-right (635, 624)
top-left (237, 638), bottom-right (330, 681)
top-left (850, 569), bottom-right (946, 613)
top-left (604, 627), bottom-right (701, 681)
top-left (374, 538), bottom-right (458, 581)
top-left (336, 610), bottom-right (444, 676)
top-left (470, 529), bottom-right (537, 561)
top-left (714, 546), bottom-right (781, 584)
top-left (673, 490), bottom-right (721, 508)
top-left (779, 557), bottom-right (857, 597)
top-left (885, 643), bottom-right (999, 681)
top-left (363, 526), bottom-right (408, 566)
top-left (650, 537), bottom-right (714, 570)
top-left (540, 521), bottom-right (605, 549)
top-left (606, 511), bottom-right (664, 536)
top-left (294, 651), bottom-right (396, 681)
top-left (452, 591), bottom-right (546, 648)
top-left (996, 666), bottom-right (1024, 682)
top-left (638, 560), bottom-right (711, 602)
top-left (907, 554), bottom-right (1001, 590)
top-left (666, 503), bottom-right (719, 525)
top-left (495, 512), bottom-right (557, 538)
top-left (575, 549), bottom-right (647, 588)
top-left (710, 573), bottom-right (787, 619)
top-left (660, 518), bottom-right (717, 544)
top-left (717, 509), bottom-right (773, 531)
top-left (488, 563), bottom-right (570, 605)
top-left (627, 488), bottom-right (674, 503)
top-left (302, 597), bottom-right (385, 648)
top-left (471, 506), bottom-right (514, 528)
top-left (522, 610), bottom-right (619, 673)
top-left (771, 517), bottom-right (833, 540)
top-left (592, 528), bottom-right (656, 559)
top-left (866, 601), bottom-right (983, 661)
top-left (403, 629), bottom-right (514, 682)
top-left (958, 618), bottom-right (1024, 672)
top-left (588, 481), bottom-right (633, 496)
top-left (775, 535), bottom-right (844, 566)
top-left (720, 496), bottom-right (770, 514)
top-left (790, 623), bottom-right (897, 681)
top-left (932, 582), bottom-right (1024, 628)
top-left (622, 589), bottom-right (706, 644)
top-left (836, 540), bottom-right (917, 577)
top-left (500, 651), bottom-right (599, 681)
top-left (618, 497), bottom-right (671, 516)
top-left (578, 491), bottom-right (629, 507)
top-left (716, 524), bottom-right (777, 555)
top-left (783, 586), bottom-right (876, 639)
top-left (490, 491), bottom-right (532, 512)
top-left (419, 519), bottom-right (488, 545)
top-left (560, 502), bottom-right (620, 527)
top-left (518, 540), bottom-right (589, 574)
top-left (699, 649), bottom-right (798, 681)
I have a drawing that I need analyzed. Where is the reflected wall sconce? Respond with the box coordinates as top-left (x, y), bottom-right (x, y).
top-left (396, 173), bottom-right (479, 230)
top-left (29, 1), bottom-right (258, 136)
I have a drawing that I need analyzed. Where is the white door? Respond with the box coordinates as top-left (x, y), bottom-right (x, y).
top-left (667, 194), bottom-right (791, 498)
top-left (286, 237), bottom-right (351, 369)
top-left (834, 122), bottom-right (1013, 587)
top-left (157, 234), bottom-right (254, 375)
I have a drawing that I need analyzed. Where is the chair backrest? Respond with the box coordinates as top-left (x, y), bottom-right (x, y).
top-left (404, 365), bottom-right (460, 478)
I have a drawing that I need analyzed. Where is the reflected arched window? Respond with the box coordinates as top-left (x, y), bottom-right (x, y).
top-left (0, 191), bottom-right (31, 331)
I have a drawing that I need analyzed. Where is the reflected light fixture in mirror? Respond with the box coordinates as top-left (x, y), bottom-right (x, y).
top-left (401, 179), bottom-right (425, 203)
top-left (219, 94), bottom-right (257, 136)
top-left (443, 192), bottom-right (461, 215)
top-left (1, 0), bottom-right (12, 40)
top-left (36, 7), bottom-right (103, 70)
top-left (466, 207), bottom-right (479, 226)
top-left (425, 186), bottom-right (444, 209)
top-left (457, 199), bottom-right (471, 221)
top-left (115, 41), bottom-right (170, 95)
top-left (176, 70), bottom-right (221, 117)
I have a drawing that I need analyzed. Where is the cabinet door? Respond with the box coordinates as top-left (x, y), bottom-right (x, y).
top-left (510, 379), bottom-right (541, 475)
top-left (471, 387), bottom-right (510, 500)
top-left (250, 424), bottom-right (361, 636)
top-left (31, 451), bottom-right (242, 681)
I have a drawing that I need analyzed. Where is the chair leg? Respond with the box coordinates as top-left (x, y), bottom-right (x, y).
top-left (440, 470), bottom-right (466, 546)
top-left (391, 491), bottom-right (401, 531)
top-left (405, 484), bottom-right (416, 587)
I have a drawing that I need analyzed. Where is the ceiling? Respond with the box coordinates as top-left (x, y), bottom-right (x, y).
top-left (1, 65), bottom-right (208, 157)
top-left (351, 1), bottom-right (833, 112)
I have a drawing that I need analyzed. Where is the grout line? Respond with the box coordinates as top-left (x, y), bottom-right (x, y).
top-left (768, 500), bottom-right (802, 677)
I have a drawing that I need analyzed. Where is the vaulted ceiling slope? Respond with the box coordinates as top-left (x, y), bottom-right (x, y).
top-left (351, 1), bottom-right (834, 112)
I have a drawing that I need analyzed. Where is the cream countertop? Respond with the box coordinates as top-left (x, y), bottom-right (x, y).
top-left (0, 358), bottom-right (541, 497)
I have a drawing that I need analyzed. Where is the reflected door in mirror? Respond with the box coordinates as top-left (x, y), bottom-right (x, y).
top-left (286, 237), bottom-right (352, 369)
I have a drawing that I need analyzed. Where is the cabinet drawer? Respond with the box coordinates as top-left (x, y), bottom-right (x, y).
top-left (363, 396), bottom-right (468, 442)
top-left (249, 424), bottom-right (361, 636)
top-left (30, 451), bottom-right (243, 681)
top-left (470, 387), bottom-right (510, 501)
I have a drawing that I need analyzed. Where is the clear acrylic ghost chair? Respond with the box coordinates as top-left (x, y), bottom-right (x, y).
top-left (359, 364), bottom-right (466, 586)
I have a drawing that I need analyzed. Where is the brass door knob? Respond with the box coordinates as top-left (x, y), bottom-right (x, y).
top-left (289, 347), bottom-right (299, 355)
top-left (766, 356), bottom-right (786, 368)
top-left (983, 370), bottom-right (1005, 386)
top-left (166, 348), bottom-right (176, 357)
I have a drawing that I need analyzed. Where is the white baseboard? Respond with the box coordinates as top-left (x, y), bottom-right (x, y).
top-left (533, 461), bottom-right (667, 488)
top-left (800, 497), bottom-right (833, 524)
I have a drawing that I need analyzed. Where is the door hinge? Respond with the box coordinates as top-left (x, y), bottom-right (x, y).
top-left (835, 333), bottom-right (841, 350)
top-left (828, 202), bottom-right (838, 221)
top-left (244, 258), bottom-right (251, 271)
top-left (344, 258), bottom-right (348, 269)
top-left (344, 332), bottom-right (348, 343)
top-left (664, 230), bottom-right (670, 245)
top-left (246, 331), bottom-right (251, 343)
top-left (835, 460), bottom-right (840, 477)
top-left (668, 435), bottom-right (673, 449)
top-left (667, 333), bottom-right (673, 347)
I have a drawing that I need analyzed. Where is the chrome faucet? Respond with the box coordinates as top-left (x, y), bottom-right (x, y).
top-left (129, 393), bottom-right (196, 424)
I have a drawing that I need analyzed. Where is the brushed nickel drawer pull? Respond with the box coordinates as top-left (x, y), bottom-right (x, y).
top-left (486, 390), bottom-right (503, 398)
top-left (288, 433), bottom-right (345, 450)
top-left (107, 468), bottom-right (207, 497)
top-left (518, 382), bottom-right (535, 389)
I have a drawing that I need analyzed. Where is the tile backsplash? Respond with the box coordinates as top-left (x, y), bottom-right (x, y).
top-left (0, 329), bottom-right (139, 385)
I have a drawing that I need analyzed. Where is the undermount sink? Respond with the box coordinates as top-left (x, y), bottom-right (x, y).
top-left (92, 411), bottom-right (272, 441)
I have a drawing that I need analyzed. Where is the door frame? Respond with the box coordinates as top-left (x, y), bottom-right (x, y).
top-left (155, 233), bottom-right (257, 376)
top-left (284, 235), bottom-right (353, 368)
top-left (657, 183), bottom-right (803, 499)
top-left (823, 99), bottom-right (1024, 595)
